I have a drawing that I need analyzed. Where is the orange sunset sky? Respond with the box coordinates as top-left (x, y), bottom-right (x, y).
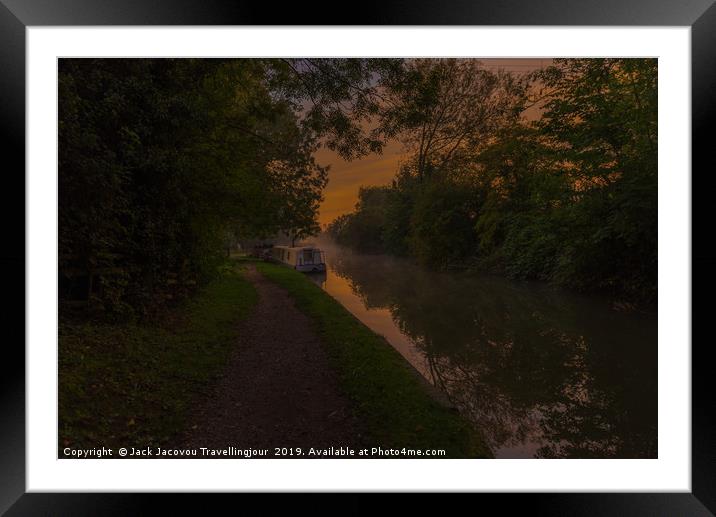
top-left (315, 58), bottom-right (551, 227)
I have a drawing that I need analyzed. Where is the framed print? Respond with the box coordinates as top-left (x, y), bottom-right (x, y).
top-left (1, 0), bottom-right (713, 513)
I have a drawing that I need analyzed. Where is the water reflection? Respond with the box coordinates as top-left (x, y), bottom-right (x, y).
top-left (313, 240), bottom-right (657, 458)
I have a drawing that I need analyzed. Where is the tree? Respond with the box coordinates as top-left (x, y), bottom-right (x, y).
top-left (326, 186), bottom-right (392, 253)
top-left (376, 59), bottom-right (527, 181)
top-left (59, 58), bottom-right (359, 313)
top-left (534, 58), bottom-right (658, 298)
top-left (267, 58), bottom-right (403, 160)
top-left (327, 58), bottom-right (657, 303)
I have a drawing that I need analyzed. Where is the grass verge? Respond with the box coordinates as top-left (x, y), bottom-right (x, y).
top-left (58, 262), bottom-right (258, 452)
top-left (255, 260), bottom-right (492, 458)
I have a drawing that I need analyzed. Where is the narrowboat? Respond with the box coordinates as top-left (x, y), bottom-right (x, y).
top-left (270, 245), bottom-right (327, 273)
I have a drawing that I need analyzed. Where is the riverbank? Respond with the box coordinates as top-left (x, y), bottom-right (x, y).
top-left (59, 258), bottom-right (490, 458)
top-left (255, 259), bottom-right (492, 458)
top-left (59, 262), bottom-right (258, 453)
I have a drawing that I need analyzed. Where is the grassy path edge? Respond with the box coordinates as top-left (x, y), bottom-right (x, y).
top-left (58, 263), bottom-right (258, 452)
top-left (255, 259), bottom-right (492, 458)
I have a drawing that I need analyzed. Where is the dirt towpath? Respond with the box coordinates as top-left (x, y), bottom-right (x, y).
top-left (182, 265), bottom-right (362, 455)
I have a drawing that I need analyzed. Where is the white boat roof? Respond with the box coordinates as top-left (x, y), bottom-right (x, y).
top-left (273, 245), bottom-right (322, 251)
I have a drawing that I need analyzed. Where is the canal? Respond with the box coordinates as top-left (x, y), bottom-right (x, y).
top-left (308, 240), bottom-right (657, 458)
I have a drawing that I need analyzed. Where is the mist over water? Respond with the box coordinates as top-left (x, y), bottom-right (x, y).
top-left (307, 237), bottom-right (657, 458)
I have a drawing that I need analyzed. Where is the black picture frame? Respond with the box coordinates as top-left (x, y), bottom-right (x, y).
top-left (1, 1), bottom-right (712, 514)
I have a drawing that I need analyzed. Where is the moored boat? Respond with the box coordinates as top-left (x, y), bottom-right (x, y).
top-left (270, 245), bottom-right (326, 273)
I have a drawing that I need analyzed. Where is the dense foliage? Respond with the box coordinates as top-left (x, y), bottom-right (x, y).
top-left (60, 58), bottom-right (657, 312)
top-left (59, 58), bottom-right (392, 314)
top-left (328, 59), bottom-right (657, 303)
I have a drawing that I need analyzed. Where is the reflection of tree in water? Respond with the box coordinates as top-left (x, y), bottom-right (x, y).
top-left (534, 333), bottom-right (657, 458)
top-left (328, 247), bottom-right (657, 458)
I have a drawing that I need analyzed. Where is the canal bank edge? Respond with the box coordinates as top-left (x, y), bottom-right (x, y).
top-left (253, 258), bottom-right (493, 459)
